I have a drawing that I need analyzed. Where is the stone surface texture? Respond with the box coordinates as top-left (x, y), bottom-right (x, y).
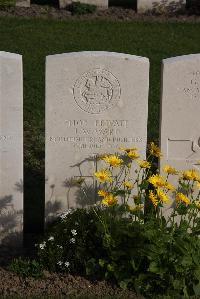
top-left (0, 52), bottom-right (23, 246)
top-left (59, 0), bottom-right (108, 9)
top-left (137, 0), bottom-right (186, 13)
top-left (16, 0), bottom-right (30, 7)
top-left (160, 54), bottom-right (200, 201)
top-left (45, 51), bottom-right (149, 221)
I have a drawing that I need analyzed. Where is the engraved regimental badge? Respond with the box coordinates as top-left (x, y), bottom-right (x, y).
top-left (73, 69), bottom-right (121, 114)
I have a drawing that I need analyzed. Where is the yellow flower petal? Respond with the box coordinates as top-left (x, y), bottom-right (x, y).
top-left (138, 160), bottom-right (151, 169)
top-left (149, 142), bottom-right (162, 158)
top-left (94, 169), bottom-right (112, 183)
top-left (102, 194), bottom-right (118, 206)
top-left (123, 181), bottom-right (134, 190)
top-left (176, 192), bottom-right (190, 205)
top-left (103, 155), bottom-right (123, 167)
top-left (163, 165), bottom-right (178, 175)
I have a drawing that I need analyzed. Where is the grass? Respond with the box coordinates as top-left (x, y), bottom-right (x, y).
top-left (0, 0), bottom-right (15, 5)
top-left (0, 17), bottom-right (200, 235)
top-left (4, 297), bottom-right (137, 299)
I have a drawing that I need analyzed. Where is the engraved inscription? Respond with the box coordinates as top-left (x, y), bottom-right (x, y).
top-left (183, 71), bottom-right (200, 100)
top-left (49, 119), bottom-right (144, 151)
top-left (73, 69), bottom-right (121, 114)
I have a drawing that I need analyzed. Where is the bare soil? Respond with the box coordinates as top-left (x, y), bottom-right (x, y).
top-left (0, 246), bottom-right (142, 298)
top-left (0, 267), bottom-right (143, 298)
top-left (0, 4), bottom-right (199, 22)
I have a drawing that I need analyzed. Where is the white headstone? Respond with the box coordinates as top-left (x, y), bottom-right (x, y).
top-left (16, 0), bottom-right (30, 7)
top-left (0, 52), bottom-right (23, 246)
top-left (160, 54), bottom-right (200, 177)
top-left (45, 51), bottom-right (149, 221)
top-left (137, 0), bottom-right (186, 14)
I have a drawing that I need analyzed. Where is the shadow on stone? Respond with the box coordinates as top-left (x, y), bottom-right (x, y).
top-left (109, 0), bottom-right (136, 9)
top-left (0, 193), bottom-right (23, 248)
top-left (24, 167), bottom-right (44, 248)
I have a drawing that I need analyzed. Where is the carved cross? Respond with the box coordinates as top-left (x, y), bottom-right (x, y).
top-left (167, 138), bottom-right (200, 170)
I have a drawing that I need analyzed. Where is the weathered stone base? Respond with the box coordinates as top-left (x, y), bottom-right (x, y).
top-left (59, 0), bottom-right (108, 9)
top-left (16, 0), bottom-right (30, 7)
top-left (137, 0), bottom-right (186, 14)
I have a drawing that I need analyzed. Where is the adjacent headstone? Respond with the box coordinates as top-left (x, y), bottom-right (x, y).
top-left (0, 52), bottom-right (23, 246)
top-left (59, 0), bottom-right (71, 9)
top-left (59, 0), bottom-right (108, 9)
top-left (160, 54), bottom-right (200, 176)
top-left (45, 51), bottom-right (149, 221)
top-left (137, 0), bottom-right (186, 14)
top-left (16, 0), bottom-right (30, 7)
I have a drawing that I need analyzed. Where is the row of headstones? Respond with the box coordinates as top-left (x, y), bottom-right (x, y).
top-left (16, 0), bottom-right (186, 13)
top-left (0, 51), bottom-right (199, 247)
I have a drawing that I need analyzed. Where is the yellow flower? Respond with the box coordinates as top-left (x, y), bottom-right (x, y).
top-left (103, 155), bottom-right (123, 167)
top-left (176, 192), bottom-right (190, 205)
top-left (182, 169), bottom-right (200, 181)
top-left (156, 188), bottom-right (170, 203)
top-left (148, 174), bottom-right (166, 188)
top-left (149, 190), bottom-right (158, 207)
top-left (123, 181), bottom-right (134, 190)
top-left (163, 165), bottom-right (178, 175)
top-left (196, 181), bottom-right (200, 189)
top-left (129, 204), bottom-right (144, 212)
top-left (149, 142), bottom-right (162, 158)
top-left (127, 150), bottom-right (140, 160)
top-left (194, 200), bottom-right (200, 210)
top-left (119, 147), bottom-right (138, 153)
top-left (164, 182), bottom-right (175, 191)
top-left (98, 190), bottom-right (109, 197)
top-left (138, 160), bottom-right (151, 169)
top-left (102, 194), bottom-right (118, 206)
top-left (94, 169), bottom-right (112, 183)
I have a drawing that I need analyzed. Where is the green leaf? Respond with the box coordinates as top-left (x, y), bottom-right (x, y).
top-left (193, 282), bottom-right (200, 296)
top-left (99, 259), bottom-right (105, 268)
top-left (149, 261), bottom-right (159, 273)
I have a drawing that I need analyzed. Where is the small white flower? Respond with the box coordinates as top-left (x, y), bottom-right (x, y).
top-left (75, 221), bottom-right (79, 226)
top-left (57, 261), bottom-right (63, 266)
top-left (60, 209), bottom-right (73, 220)
top-left (70, 238), bottom-right (75, 244)
top-left (39, 242), bottom-right (46, 250)
top-left (71, 229), bottom-right (77, 236)
top-left (48, 236), bottom-right (54, 241)
top-left (64, 261), bottom-right (70, 268)
top-left (57, 245), bottom-right (63, 249)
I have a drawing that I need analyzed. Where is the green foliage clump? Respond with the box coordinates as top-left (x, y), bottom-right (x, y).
top-left (9, 257), bottom-right (44, 278)
top-left (11, 146), bottom-right (200, 298)
top-left (0, 0), bottom-right (15, 6)
top-left (71, 1), bottom-right (97, 15)
top-left (36, 206), bottom-right (200, 298)
top-left (35, 145), bottom-right (200, 298)
top-left (37, 208), bottom-right (104, 274)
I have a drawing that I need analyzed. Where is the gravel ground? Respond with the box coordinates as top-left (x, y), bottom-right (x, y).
top-left (0, 4), bottom-right (199, 22)
top-left (0, 267), bottom-right (143, 298)
top-left (0, 245), bottom-right (142, 298)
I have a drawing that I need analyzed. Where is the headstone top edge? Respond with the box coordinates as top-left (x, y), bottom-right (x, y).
top-left (46, 51), bottom-right (149, 64)
top-left (163, 54), bottom-right (200, 65)
top-left (0, 51), bottom-right (22, 60)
